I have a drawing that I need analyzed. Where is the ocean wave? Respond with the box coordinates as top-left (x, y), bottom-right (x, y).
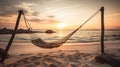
top-left (0, 34), bottom-right (120, 43)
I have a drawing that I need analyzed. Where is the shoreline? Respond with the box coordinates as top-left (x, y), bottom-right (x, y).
top-left (0, 41), bottom-right (120, 67)
top-left (0, 40), bottom-right (120, 55)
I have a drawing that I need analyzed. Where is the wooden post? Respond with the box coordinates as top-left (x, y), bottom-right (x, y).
top-left (100, 7), bottom-right (105, 54)
top-left (0, 10), bottom-right (23, 63)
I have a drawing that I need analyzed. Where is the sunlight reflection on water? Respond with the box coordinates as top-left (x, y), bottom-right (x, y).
top-left (0, 30), bottom-right (120, 43)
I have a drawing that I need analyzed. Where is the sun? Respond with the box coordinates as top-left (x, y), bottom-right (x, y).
top-left (57, 23), bottom-right (66, 29)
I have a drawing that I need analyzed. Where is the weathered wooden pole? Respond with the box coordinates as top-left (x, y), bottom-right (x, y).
top-left (0, 10), bottom-right (23, 63)
top-left (100, 6), bottom-right (105, 54)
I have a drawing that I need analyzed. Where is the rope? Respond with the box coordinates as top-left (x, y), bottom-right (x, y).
top-left (57, 9), bottom-right (100, 44)
top-left (21, 8), bottom-right (101, 48)
top-left (22, 13), bottom-right (32, 31)
top-left (22, 9), bottom-right (100, 33)
top-left (22, 12), bottom-right (40, 39)
top-left (78, 9), bottom-right (100, 29)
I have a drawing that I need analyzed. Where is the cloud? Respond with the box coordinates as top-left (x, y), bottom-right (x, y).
top-left (111, 13), bottom-right (120, 16)
top-left (48, 15), bottom-right (55, 18)
top-left (29, 15), bottom-right (58, 23)
top-left (29, 18), bottom-right (57, 23)
top-left (0, 0), bottom-right (34, 17)
top-left (32, 12), bottom-right (40, 16)
top-left (45, 5), bottom-right (80, 14)
top-left (29, 18), bottom-right (43, 22)
top-left (0, 19), bottom-right (8, 22)
top-left (0, 6), bottom-right (18, 17)
top-left (0, 22), bottom-right (15, 29)
top-left (106, 13), bottom-right (120, 17)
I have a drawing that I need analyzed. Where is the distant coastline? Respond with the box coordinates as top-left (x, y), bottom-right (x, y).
top-left (0, 27), bottom-right (119, 34)
top-left (0, 28), bottom-right (56, 34)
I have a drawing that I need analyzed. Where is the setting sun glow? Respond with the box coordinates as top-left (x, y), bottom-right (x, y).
top-left (57, 23), bottom-right (66, 29)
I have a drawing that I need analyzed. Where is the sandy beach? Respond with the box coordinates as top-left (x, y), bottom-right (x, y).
top-left (0, 0), bottom-right (120, 66)
top-left (0, 41), bottom-right (120, 67)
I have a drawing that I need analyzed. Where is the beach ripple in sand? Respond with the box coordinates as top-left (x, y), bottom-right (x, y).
top-left (0, 50), bottom-right (112, 67)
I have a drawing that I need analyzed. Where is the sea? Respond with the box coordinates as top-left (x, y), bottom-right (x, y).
top-left (0, 29), bottom-right (120, 43)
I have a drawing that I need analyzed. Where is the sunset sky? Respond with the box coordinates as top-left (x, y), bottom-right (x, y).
top-left (0, 0), bottom-right (120, 30)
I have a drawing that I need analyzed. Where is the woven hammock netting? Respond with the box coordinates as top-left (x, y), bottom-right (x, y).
top-left (22, 9), bottom-right (100, 48)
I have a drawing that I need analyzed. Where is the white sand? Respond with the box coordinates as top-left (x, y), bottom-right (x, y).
top-left (0, 40), bottom-right (119, 67)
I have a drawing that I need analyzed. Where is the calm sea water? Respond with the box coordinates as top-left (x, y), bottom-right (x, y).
top-left (0, 29), bottom-right (120, 43)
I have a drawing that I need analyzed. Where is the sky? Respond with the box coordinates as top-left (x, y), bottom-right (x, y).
top-left (0, 0), bottom-right (120, 30)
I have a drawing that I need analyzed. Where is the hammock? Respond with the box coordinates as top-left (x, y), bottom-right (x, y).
top-left (31, 26), bottom-right (80, 48)
top-left (23, 9), bottom-right (100, 48)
